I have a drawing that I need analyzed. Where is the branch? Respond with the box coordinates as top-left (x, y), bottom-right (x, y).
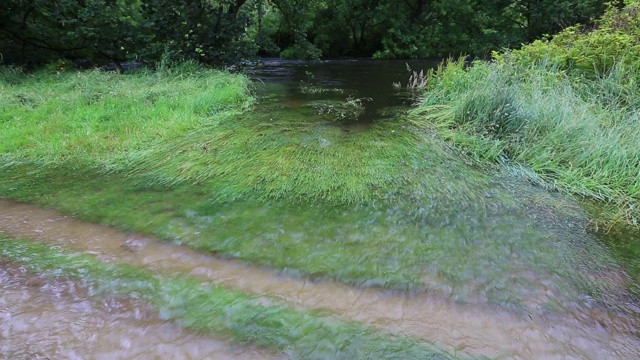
top-left (5, 30), bottom-right (87, 53)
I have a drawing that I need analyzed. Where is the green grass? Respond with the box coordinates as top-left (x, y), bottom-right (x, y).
top-left (412, 1), bottom-right (640, 232)
top-left (0, 157), bottom-right (627, 310)
top-left (0, 64), bottom-right (630, 309)
top-left (412, 58), bottom-right (640, 287)
top-left (0, 236), bottom-right (456, 360)
top-left (0, 64), bottom-right (497, 292)
top-left (414, 59), bottom-right (640, 230)
top-left (409, 2), bottom-right (640, 284)
top-left (0, 62), bottom-right (253, 166)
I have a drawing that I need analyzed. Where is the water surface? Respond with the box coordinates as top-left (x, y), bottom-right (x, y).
top-left (0, 261), bottom-right (279, 360)
top-left (2, 199), bottom-right (639, 359)
top-left (1, 59), bottom-right (640, 359)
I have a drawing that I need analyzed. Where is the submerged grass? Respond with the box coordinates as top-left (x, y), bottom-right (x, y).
top-left (0, 236), bottom-right (456, 360)
top-left (0, 63), bottom-right (630, 308)
top-left (0, 161), bottom-right (628, 309)
top-left (0, 63), bottom-right (489, 207)
top-left (0, 64), bottom-right (491, 293)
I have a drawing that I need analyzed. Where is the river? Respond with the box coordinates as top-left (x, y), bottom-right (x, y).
top-left (1, 59), bottom-right (639, 359)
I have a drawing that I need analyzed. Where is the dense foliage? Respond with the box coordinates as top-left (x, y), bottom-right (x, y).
top-left (0, 0), bottom-right (252, 67)
top-left (505, 0), bottom-right (640, 76)
top-left (1, 0), bottom-right (608, 65)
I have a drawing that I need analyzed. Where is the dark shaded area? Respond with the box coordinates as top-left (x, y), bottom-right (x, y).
top-left (247, 58), bottom-right (440, 122)
top-left (0, 0), bottom-right (608, 66)
top-left (0, 0), bottom-right (251, 68)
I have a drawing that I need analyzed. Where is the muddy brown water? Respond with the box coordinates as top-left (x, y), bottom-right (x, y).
top-left (0, 262), bottom-right (280, 360)
top-left (1, 199), bottom-right (639, 359)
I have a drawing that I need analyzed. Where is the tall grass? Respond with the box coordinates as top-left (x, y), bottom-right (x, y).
top-left (0, 62), bottom-right (254, 168)
top-left (0, 63), bottom-right (490, 207)
top-left (412, 59), bottom-right (640, 229)
top-left (3, 61), bottom-right (630, 304)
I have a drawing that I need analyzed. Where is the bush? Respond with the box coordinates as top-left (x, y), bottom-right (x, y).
top-left (506, 0), bottom-right (640, 78)
top-left (414, 1), bottom-right (640, 228)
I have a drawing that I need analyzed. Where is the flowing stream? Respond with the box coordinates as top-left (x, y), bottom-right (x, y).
top-left (0, 256), bottom-right (279, 360)
top-left (1, 199), bottom-right (639, 359)
top-left (1, 59), bottom-right (640, 359)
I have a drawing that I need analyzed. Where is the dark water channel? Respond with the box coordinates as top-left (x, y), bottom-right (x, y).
top-left (1, 59), bottom-right (640, 359)
top-left (246, 58), bottom-right (436, 123)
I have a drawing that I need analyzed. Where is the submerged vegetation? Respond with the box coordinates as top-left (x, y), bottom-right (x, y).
top-left (0, 61), bottom-right (632, 310)
top-left (308, 97), bottom-right (371, 122)
top-left (0, 236), bottom-right (454, 359)
top-left (1, 1), bottom-right (640, 358)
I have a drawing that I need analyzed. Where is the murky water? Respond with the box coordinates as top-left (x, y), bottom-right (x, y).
top-left (247, 58), bottom-right (436, 122)
top-left (2, 199), bottom-right (639, 359)
top-left (0, 260), bottom-right (279, 360)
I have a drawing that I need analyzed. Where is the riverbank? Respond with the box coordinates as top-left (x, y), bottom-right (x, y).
top-left (412, 2), bottom-right (640, 283)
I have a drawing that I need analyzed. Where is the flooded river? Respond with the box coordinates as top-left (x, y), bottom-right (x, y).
top-left (2, 59), bottom-right (640, 359)
top-left (1, 199), bottom-right (639, 359)
top-left (0, 261), bottom-right (278, 360)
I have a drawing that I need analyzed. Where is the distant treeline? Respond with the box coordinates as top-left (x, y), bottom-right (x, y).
top-left (1, 0), bottom-right (615, 67)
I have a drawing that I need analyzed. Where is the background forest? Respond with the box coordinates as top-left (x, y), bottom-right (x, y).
top-left (1, 0), bottom-right (611, 66)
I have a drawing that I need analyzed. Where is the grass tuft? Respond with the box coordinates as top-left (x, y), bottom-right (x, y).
top-left (0, 64), bottom-right (254, 167)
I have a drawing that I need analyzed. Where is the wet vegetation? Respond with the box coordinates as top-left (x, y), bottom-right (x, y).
top-left (2, 1), bottom-right (640, 358)
top-left (0, 236), bottom-right (454, 359)
top-left (0, 60), bottom-right (633, 312)
top-left (413, 1), bottom-right (640, 283)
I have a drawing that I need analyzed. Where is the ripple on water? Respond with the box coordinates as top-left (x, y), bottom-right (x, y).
top-left (0, 264), bottom-right (281, 360)
top-left (1, 199), bottom-right (640, 359)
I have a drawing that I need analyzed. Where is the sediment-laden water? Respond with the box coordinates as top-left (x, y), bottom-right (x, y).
top-left (1, 199), bottom-right (638, 359)
top-left (0, 261), bottom-right (280, 360)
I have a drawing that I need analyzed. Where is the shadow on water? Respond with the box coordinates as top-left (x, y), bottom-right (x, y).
top-left (246, 58), bottom-right (435, 124)
top-left (1, 199), bottom-right (639, 359)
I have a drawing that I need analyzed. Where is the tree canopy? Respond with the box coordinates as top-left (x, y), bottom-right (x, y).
top-left (0, 0), bottom-right (611, 66)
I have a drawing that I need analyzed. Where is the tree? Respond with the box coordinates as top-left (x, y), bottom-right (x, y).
top-left (1, 0), bottom-right (257, 67)
top-left (140, 0), bottom-right (255, 65)
top-left (0, 0), bottom-right (609, 65)
top-left (1, 0), bottom-right (144, 68)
